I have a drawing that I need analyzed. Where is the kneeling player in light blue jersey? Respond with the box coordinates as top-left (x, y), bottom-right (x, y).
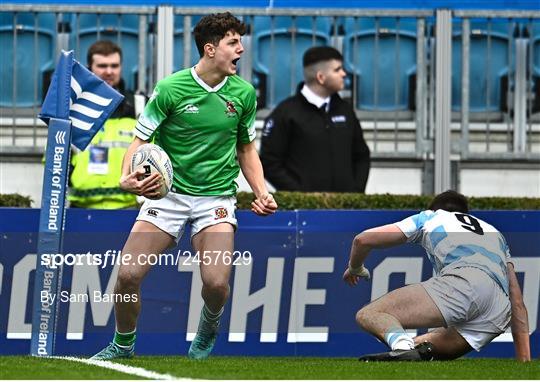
top-left (343, 190), bottom-right (530, 361)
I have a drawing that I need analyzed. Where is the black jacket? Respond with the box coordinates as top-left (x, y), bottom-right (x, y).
top-left (260, 85), bottom-right (370, 192)
top-left (111, 79), bottom-right (136, 119)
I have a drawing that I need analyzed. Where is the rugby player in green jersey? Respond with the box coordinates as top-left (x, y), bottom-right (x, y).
top-left (91, 12), bottom-right (277, 360)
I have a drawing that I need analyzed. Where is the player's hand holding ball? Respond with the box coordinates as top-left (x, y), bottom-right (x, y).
top-left (120, 143), bottom-right (173, 199)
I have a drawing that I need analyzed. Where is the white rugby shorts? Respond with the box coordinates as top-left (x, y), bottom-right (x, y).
top-left (136, 192), bottom-right (237, 242)
top-left (421, 266), bottom-right (511, 351)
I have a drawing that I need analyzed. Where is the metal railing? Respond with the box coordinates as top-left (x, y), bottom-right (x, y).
top-left (0, 5), bottom-right (539, 193)
top-left (453, 10), bottom-right (540, 161)
top-left (0, 4), bottom-right (156, 154)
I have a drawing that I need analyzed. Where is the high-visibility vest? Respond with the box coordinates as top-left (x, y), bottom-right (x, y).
top-left (68, 117), bottom-right (138, 209)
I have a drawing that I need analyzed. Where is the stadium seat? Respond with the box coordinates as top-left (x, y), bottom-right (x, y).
top-left (0, 12), bottom-right (56, 108)
top-left (343, 17), bottom-right (419, 112)
top-left (173, 15), bottom-right (202, 72)
top-left (527, 20), bottom-right (540, 115)
top-left (252, 16), bottom-right (332, 109)
top-left (70, 13), bottom-right (147, 92)
top-left (531, 21), bottom-right (540, 75)
top-left (452, 19), bottom-right (516, 115)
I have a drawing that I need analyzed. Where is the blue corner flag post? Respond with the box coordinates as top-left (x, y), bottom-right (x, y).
top-left (30, 50), bottom-right (124, 356)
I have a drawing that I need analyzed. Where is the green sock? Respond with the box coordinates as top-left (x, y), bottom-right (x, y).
top-left (113, 329), bottom-right (136, 349)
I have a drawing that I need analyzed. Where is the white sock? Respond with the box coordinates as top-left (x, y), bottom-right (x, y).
top-left (392, 336), bottom-right (415, 350)
top-left (384, 331), bottom-right (415, 351)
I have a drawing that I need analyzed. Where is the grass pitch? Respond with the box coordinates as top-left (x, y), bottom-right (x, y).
top-left (0, 356), bottom-right (538, 379)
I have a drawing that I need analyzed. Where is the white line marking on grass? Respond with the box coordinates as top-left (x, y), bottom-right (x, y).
top-left (52, 356), bottom-right (189, 380)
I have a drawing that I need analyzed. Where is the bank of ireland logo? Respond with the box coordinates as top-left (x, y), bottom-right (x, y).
top-left (39, 50), bottom-right (124, 151)
top-left (69, 76), bottom-right (113, 132)
top-left (66, 57), bottom-right (123, 151)
top-left (55, 131), bottom-right (66, 144)
top-left (225, 100), bottom-right (237, 117)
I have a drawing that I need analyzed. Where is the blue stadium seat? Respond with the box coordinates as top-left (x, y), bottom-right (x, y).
top-left (452, 19), bottom-right (515, 114)
top-left (173, 15), bottom-right (202, 72)
top-left (529, 20), bottom-right (540, 114)
top-left (71, 13), bottom-right (145, 92)
top-left (343, 17), bottom-right (418, 112)
top-left (0, 12), bottom-right (56, 107)
top-left (532, 21), bottom-right (540, 75)
top-left (252, 16), bottom-right (332, 109)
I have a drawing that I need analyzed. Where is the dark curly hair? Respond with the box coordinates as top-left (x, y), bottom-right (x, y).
top-left (193, 12), bottom-right (246, 58)
top-left (428, 190), bottom-right (469, 213)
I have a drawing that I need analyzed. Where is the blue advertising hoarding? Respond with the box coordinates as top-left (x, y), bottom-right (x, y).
top-left (0, 208), bottom-right (538, 358)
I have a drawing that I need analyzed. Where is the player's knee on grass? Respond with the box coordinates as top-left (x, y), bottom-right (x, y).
top-left (428, 345), bottom-right (471, 361)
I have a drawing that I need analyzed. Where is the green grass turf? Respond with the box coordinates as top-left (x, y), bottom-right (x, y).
top-left (0, 356), bottom-right (538, 379)
top-left (0, 356), bottom-right (143, 379)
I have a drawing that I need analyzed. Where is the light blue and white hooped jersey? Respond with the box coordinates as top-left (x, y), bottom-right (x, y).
top-left (395, 209), bottom-right (511, 295)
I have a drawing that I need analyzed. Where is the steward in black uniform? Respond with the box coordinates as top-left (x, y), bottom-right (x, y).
top-left (260, 83), bottom-right (371, 192)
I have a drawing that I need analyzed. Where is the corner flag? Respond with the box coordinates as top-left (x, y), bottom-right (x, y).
top-left (40, 50), bottom-right (124, 151)
top-left (31, 50), bottom-right (123, 356)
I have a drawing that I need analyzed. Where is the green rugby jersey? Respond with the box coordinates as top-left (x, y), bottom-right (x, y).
top-left (135, 67), bottom-right (257, 196)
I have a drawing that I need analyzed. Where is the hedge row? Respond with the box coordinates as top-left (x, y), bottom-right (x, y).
top-left (0, 194), bottom-right (33, 207)
top-left (236, 192), bottom-right (540, 210)
top-left (1, 192), bottom-right (539, 210)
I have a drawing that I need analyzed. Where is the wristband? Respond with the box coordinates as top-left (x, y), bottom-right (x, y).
top-left (348, 263), bottom-right (367, 275)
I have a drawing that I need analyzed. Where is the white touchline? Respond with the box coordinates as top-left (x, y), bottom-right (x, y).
top-left (52, 356), bottom-right (189, 380)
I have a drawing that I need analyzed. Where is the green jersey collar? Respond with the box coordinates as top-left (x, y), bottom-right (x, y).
top-left (190, 66), bottom-right (228, 93)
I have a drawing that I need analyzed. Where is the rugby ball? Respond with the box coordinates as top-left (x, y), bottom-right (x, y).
top-left (130, 143), bottom-right (173, 199)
